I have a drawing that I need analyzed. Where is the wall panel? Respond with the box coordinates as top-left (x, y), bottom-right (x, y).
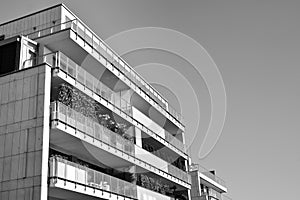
top-left (0, 65), bottom-right (51, 200)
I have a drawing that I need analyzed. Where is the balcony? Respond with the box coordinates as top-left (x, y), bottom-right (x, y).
top-left (165, 130), bottom-right (186, 154)
top-left (202, 189), bottom-right (222, 200)
top-left (15, 15), bottom-right (185, 129)
top-left (24, 51), bottom-right (187, 156)
top-left (168, 164), bottom-right (190, 184)
top-left (136, 185), bottom-right (176, 200)
top-left (50, 101), bottom-right (191, 186)
top-left (134, 144), bottom-right (190, 183)
top-left (51, 101), bottom-right (135, 156)
top-left (190, 164), bottom-right (226, 192)
top-left (49, 156), bottom-right (137, 199)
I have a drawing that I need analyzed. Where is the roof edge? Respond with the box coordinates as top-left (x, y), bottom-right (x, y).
top-left (0, 3), bottom-right (64, 27)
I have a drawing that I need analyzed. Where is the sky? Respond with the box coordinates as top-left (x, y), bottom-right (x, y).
top-left (1, 0), bottom-right (300, 199)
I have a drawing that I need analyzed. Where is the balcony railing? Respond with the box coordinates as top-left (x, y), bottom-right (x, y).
top-left (168, 164), bottom-right (190, 183)
top-left (49, 156), bottom-right (137, 199)
top-left (190, 164), bottom-right (226, 188)
top-left (16, 17), bottom-right (184, 127)
top-left (51, 101), bottom-right (135, 155)
top-left (222, 195), bottom-right (232, 200)
top-left (165, 130), bottom-right (186, 153)
top-left (23, 51), bottom-right (187, 155)
top-left (205, 189), bottom-right (222, 200)
top-left (50, 101), bottom-right (191, 184)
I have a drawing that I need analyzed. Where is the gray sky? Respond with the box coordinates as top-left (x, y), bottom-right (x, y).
top-left (1, 0), bottom-right (300, 199)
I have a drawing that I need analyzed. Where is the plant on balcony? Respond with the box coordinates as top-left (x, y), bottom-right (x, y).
top-left (122, 132), bottom-right (133, 142)
top-left (136, 174), bottom-right (177, 197)
top-left (155, 179), bottom-right (162, 193)
top-left (148, 177), bottom-right (156, 191)
top-left (58, 83), bottom-right (97, 119)
top-left (97, 113), bottom-right (110, 126)
top-left (58, 83), bottom-right (72, 106)
top-left (117, 123), bottom-right (127, 135)
top-left (107, 119), bottom-right (117, 132)
top-left (140, 174), bottom-right (150, 189)
top-left (57, 83), bottom-right (135, 143)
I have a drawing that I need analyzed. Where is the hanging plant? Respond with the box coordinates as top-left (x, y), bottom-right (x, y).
top-left (149, 177), bottom-right (156, 191)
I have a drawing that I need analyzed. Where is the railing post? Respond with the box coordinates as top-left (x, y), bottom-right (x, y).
top-left (76, 20), bottom-right (78, 38)
top-left (56, 51), bottom-right (59, 68)
top-left (92, 34), bottom-right (94, 52)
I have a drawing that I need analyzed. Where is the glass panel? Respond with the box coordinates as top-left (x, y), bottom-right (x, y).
top-left (77, 66), bottom-right (85, 84)
top-left (111, 177), bottom-right (118, 193)
top-left (85, 29), bottom-right (93, 45)
top-left (85, 72), bottom-right (94, 90)
top-left (67, 107), bottom-right (76, 127)
top-left (67, 58), bottom-right (76, 77)
top-left (77, 21), bottom-right (85, 38)
top-left (102, 173), bottom-right (111, 191)
top-left (94, 80), bottom-right (102, 95)
top-left (94, 122), bottom-right (101, 139)
top-left (99, 42), bottom-right (106, 52)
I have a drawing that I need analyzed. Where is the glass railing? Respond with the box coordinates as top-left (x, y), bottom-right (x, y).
top-left (208, 189), bottom-right (222, 200)
top-left (23, 51), bottom-right (187, 155)
top-left (222, 195), bottom-right (232, 200)
top-left (51, 101), bottom-right (135, 155)
top-left (190, 164), bottom-right (226, 188)
top-left (68, 19), bottom-right (184, 125)
top-left (201, 191), bottom-right (222, 200)
top-left (58, 52), bottom-right (186, 153)
top-left (58, 52), bottom-right (133, 116)
top-left (51, 101), bottom-right (191, 184)
top-left (21, 18), bottom-right (184, 127)
top-left (49, 156), bottom-right (137, 199)
top-left (165, 130), bottom-right (186, 153)
top-left (136, 144), bottom-right (189, 183)
top-left (167, 163), bottom-right (190, 183)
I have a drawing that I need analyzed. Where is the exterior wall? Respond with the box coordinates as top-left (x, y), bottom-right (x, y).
top-left (0, 65), bottom-right (51, 200)
top-left (0, 6), bottom-right (61, 39)
top-left (190, 171), bottom-right (201, 199)
top-left (137, 186), bottom-right (172, 200)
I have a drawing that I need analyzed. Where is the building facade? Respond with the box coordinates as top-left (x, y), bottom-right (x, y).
top-left (189, 164), bottom-right (227, 200)
top-left (0, 4), bottom-right (192, 200)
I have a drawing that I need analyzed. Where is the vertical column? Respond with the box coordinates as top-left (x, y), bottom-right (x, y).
top-left (135, 127), bottom-right (142, 148)
top-left (0, 64), bottom-right (51, 200)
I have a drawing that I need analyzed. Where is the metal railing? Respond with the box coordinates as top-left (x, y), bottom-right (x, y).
top-left (190, 164), bottom-right (226, 188)
top-left (49, 156), bottom-right (137, 199)
top-left (23, 51), bottom-right (187, 155)
top-left (21, 17), bottom-right (184, 126)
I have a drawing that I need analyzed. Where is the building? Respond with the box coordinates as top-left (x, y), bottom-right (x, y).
top-left (0, 4), bottom-right (192, 200)
top-left (189, 164), bottom-right (227, 200)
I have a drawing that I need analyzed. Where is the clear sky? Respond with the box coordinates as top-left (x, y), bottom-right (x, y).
top-left (1, 0), bottom-right (300, 199)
